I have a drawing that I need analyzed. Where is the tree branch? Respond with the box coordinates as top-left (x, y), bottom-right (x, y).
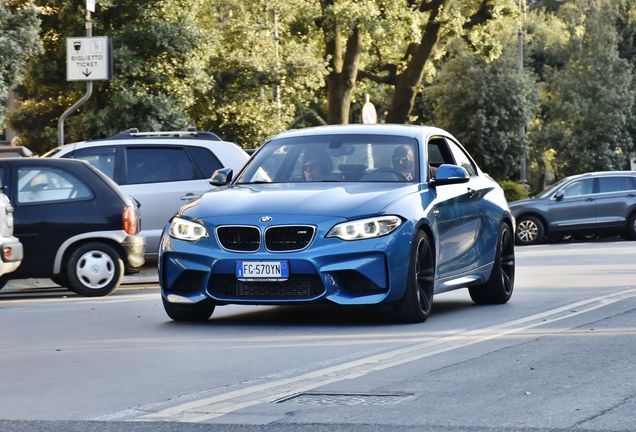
top-left (463, 0), bottom-right (493, 31)
top-left (359, 69), bottom-right (397, 85)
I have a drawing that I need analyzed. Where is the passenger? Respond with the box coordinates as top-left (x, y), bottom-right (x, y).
top-left (392, 145), bottom-right (415, 181)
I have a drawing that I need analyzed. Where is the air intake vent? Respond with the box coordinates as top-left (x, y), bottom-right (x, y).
top-left (216, 226), bottom-right (260, 252)
top-left (210, 275), bottom-right (324, 299)
top-left (265, 226), bottom-right (315, 252)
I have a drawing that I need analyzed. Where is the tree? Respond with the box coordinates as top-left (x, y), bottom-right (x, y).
top-left (189, 0), bottom-right (325, 146)
top-left (533, 1), bottom-right (634, 178)
top-left (426, 46), bottom-right (538, 180)
top-left (8, 0), bottom-right (213, 153)
top-left (0, 0), bottom-right (41, 131)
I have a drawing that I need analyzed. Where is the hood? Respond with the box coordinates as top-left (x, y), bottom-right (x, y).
top-left (180, 183), bottom-right (418, 219)
top-left (508, 197), bottom-right (540, 208)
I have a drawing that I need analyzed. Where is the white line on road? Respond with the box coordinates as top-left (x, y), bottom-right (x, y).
top-left (122, 287), bottom-right (636, 423)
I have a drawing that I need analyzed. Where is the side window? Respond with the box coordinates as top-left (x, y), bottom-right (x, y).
top-left (562, 179), bottom-right (594, 198)
top-left (17, 167), bottom-right (92, 204)
top-left (125, 147), bottom-right (197, 184)
top-left (72, 147), bottom-right (117, 179)
top-left (187, 146), bottom-right (223, 178)
top-left (427, 138), bottom-right (453, 166)
top-left (598, 176), bottom-right (636, 193)
top-left (445, 139), bottom-right (478, 177)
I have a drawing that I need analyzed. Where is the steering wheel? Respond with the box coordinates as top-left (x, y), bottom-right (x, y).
top-left (371, 168), bottom-right (407, 181)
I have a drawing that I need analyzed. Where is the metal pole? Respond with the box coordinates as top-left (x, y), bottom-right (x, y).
top-left (58, 8), bottom-right (93, 146)
top-left (517, 2), bottom-right (527, 184)
top-left (273, 10), bottom-right (281, 116)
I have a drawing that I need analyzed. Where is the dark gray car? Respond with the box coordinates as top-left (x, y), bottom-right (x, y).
top-left (509, 171), bottom-right (636, 245)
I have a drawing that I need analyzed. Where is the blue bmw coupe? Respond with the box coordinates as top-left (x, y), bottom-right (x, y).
top-left (159, 125), bottom-right (515, 323)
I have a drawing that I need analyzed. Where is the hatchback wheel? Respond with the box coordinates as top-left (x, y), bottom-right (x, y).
top-left (470, 223), bottom-right (515, 304)
top-left (162, 297), bottom-right (215, 321)
top-left (66, 242), bottom-right (124, 297)
top-left (515, 215), bottom-right (544, 245)
top-left (393, 230), bottom-right (435, 323)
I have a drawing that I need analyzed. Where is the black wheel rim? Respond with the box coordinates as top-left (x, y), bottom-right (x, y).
top-left (415, 236), bottom-right (435, 313)
top-left (500, 226), bottom-right (515, 295)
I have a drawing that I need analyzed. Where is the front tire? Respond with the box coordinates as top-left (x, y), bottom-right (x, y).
top-left (625, 212), bottom-right (636, 240)
top-left (515, 215), bottom-right (544, 245)
top-left (470, 223), bottom-right (515, 304)
top-left (66, 242), bottom-right (124, 297)
top-left (393, 230), bottom-right (435, 323)
top-left (162, 297), bottom-right (215, 321)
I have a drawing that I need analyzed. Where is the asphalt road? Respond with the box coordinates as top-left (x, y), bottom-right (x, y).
top-left (1, 240), bottom-right (635, 432)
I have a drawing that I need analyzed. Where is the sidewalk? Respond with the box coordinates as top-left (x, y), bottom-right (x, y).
top-left (4, 264), bottom-right (159, 291)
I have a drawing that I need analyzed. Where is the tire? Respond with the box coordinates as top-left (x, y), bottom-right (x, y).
top-left (162, 297), bottom-right (215, 322)
top-left (66, 242), bottom-right (124, 297)
top-left (625, 213), bottom-right (636, 240)
top-left (0, 277), bottom-right (7, 290)
top-left (392, 230), bottom-right (435, 323)
top-left (51, 274), bottom-right (68, 287)
top-left (515, 215), bottom-right (544, 245)
top-left (470, 223), bottom-right (515, 304)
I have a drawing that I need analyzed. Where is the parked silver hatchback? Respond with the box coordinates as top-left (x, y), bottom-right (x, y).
top-left (509, 171), bottom-right (636, 245)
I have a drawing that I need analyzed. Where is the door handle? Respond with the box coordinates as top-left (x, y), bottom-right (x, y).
top-left (467, 187), bottom-right (476, 198)
top-left (585, 198), bottom-right (594, 202)
top-left (180, 193), bottom-right (198, 201)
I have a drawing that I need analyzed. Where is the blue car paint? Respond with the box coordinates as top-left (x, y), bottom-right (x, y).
top-left (159, 124), bottom-right (512, 309)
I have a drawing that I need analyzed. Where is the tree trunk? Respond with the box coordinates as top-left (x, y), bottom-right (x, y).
top-left (386, 0), bottom-right (450, 124)
top-left (321, 1), bottom-right (361, 124)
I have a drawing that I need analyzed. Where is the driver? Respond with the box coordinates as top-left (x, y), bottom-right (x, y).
top-left (392, 145), bottom-right (415, 181)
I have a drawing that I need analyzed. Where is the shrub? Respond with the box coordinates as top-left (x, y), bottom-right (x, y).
top-left (499, 180), bottom-right (530, 202)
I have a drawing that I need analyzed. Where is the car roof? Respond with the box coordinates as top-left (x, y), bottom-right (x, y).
top-left (0, 157), bottom-right (89, 166)
top-left (269, 124), bottom-right (451, 141)
top-left (564, 171), bottom-right (636, 181)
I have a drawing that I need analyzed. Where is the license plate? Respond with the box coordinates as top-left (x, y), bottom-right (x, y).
top-left (236, 261), bottom-right (289, 280)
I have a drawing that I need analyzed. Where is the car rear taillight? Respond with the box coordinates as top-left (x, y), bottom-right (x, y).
top-left (3, 246), bottom-right (12, 261)
top-left (123, 206), bottom-right (138, 235)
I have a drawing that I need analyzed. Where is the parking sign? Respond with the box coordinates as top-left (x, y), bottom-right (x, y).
top-left (66, 36), bottom-right (112, 81)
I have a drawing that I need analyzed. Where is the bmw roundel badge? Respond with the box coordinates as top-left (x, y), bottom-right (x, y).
top-left (260, 216), bottom-right (272, 223)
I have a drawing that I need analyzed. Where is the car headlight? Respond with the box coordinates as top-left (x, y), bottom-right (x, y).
top-left (169, 217), bottom-right (208, 241)
top-left (327, 216), bottom-right (402, 241)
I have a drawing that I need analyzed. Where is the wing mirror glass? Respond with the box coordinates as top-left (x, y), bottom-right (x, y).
top-left (210, 168), bottom-right (233, 186)
top-left (430, 164), bottom-right (470, 186)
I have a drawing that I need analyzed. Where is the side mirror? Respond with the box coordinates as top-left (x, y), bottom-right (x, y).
top-left (210, 168), bottom-right (233, 186)
top-left (554, 191), bottom-right (564, 201)
top-left (430, 164), bottom-right (470, 186)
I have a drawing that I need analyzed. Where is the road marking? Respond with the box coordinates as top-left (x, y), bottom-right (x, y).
top-left (129, 288), bottom-right (636, 423)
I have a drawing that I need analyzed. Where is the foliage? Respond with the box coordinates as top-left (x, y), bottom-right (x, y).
top-left (425, 45), bottom-right (539, 180)
top-left (499, 179), bottom-right (530, 202)
top-left (8, 0), bottom-right (213, 153)
top-left (0, 0), bottom-right (41, 130)
top-left (531, 1), bottom-right (634, 179)
top-left (190, 0), bottom-right (325, 147)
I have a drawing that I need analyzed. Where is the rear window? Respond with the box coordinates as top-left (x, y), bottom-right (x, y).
top-left (598, 176), bottom-right (636, 193)
top-left (188, 146), bottom-right (223, 178)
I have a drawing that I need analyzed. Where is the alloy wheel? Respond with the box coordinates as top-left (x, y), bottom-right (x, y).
top-left (517, 219), bottom-right (538, 243)
top-left (415, 236), bottom-right (435, 313)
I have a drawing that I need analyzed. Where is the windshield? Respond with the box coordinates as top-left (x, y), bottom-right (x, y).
top-left (236, 134), bottom-right (420, 184)
top-left (537, 177), bottom-right (571, 198)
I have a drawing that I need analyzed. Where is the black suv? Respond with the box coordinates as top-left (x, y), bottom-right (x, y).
top-left (509, 171), bottom-right (636, 245)
top-left (0, 158), bottom-right (144, 296)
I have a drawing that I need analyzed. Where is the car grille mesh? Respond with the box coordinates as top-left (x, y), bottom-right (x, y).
top-left (209, 275), bottom-right (324, 299)
top-left (265, 226), bottom-right (315, 251)
top-left (217, 226), bottom-right (260, 252)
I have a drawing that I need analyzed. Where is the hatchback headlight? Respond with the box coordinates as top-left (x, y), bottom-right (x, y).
top-left (169, 217), bottom-right (208, 241)
top-left (327, 216), bottom-right (402, 241)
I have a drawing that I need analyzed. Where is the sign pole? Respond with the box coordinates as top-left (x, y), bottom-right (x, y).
top-left (58, 6), bottom-right (93, 146)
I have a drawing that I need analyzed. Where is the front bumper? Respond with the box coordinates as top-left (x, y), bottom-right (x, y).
top-left (159, 219), bottom-right (415, 306)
